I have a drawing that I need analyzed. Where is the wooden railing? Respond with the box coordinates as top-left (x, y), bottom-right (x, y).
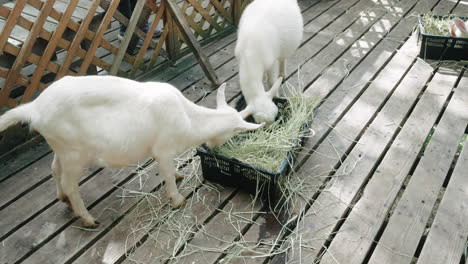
top-left (0, 0), bottom-right (251, 156)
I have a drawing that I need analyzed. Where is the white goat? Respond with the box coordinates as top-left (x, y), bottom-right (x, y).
top-left (449, 17), bottom-right (468, 38)
top-left (235, 0), bottom-right (303, 123)
top-left (0, 76), bottom-right (263, 227)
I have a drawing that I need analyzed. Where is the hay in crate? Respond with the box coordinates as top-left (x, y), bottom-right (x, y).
top-left (212, 93), bottom-right (319, 172)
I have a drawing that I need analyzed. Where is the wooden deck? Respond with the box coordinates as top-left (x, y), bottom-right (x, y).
top-left (1, 0), bottom-right (467, 263)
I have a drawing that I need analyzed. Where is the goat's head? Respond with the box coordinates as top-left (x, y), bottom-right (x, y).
top-left (206, 83), bottom-right (265, 149)
top-left (240, 77), bottom-right (283, 124)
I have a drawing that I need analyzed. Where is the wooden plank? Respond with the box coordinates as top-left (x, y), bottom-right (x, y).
top-left (0, 0), bottom-right (27, 52)
top-left (289, 37), bottom-right (435, 263)
top-left (0, 141), bottom-right (50, 182)
top-left (367, 73), bottom-right (468, 264)
top-left (417, 128), bottom-right (468, 264)
top-left (138, 33), bottom-right (236, 82)
top-left (288, 0), bottom-right (445, 210)
top-left (40, 160), bottom-right (194, 264)
top-left (0, 152), bottom-right (53, 210)
top-left (21, 0), bottom-right (79, 103)
top-left (77, 174), bottom-right (237, 264)
top-left (0, 164), bottom-right (100, 240)
top-left (272, 28), bottom-right (438, 263)
top-left (166, 0), bottom-right (219, 86)
top-left (120, 185), bottom-right (237, 264)
top-left (168, 192), bottom-right (262, 264)
top-left (1, 162), bottom-right (158, 264)
top-left (0, 0), bottom-right (56, 106)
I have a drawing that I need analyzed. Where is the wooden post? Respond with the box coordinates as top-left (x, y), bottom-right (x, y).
top-left (232, 0), bottom-right (241, 26)
top-left (110, 0), bottom-right (146, 75)
top-left (164, 6), bottom-right (178, 65)
top-left (165, 0), bottom-right (219, 86)
top-left (77, 0), bottom-right (120, 75)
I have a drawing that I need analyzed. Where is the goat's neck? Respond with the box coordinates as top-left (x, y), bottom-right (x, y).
top-left (239, 67), bottom-right (266, 104)
top-left (186, 105), bottom-right (233, 144)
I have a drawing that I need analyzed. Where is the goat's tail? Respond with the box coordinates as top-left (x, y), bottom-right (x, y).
top-left (0, 103), bottom-right (34, 132)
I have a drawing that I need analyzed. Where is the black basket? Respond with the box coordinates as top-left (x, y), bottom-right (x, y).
top-left (418, 15), bottom-right (468, 61)
top-left (196, 97), bottom-right (312, 208)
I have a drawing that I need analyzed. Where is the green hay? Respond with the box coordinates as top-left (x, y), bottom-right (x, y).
top-left (213, 94), bottom-right (319, 172)
top-left (420, 13), bottom-right (455, 36)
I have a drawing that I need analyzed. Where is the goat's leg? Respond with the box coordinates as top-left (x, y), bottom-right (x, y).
top-left (279, 58), bottom-right (286, 80)
top-left (156, 155), bottom-right (185, 208)
top-left (267, 60), bottom-right (280, 88)
top-left (51, 153), bottom-right (68, 206)
top-left (61, 162), bottom-right (97, 227)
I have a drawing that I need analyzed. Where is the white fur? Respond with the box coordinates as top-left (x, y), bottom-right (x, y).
top-left (449, 17), bottom-right (468, 38)
top-left (235, 0), bottom-right (303, 123)
top-left (0, 75), bottom-right (263, 226)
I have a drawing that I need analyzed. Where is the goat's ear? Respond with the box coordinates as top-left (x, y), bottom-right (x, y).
top-left (268, 77), bottom-right (283, 99)
top-left (454, 17), bottom-right (467, 32)
top-left (216, 83), bottom-right (228, 109)
top-left (450, 23), bottom-right (457, 36)
top-left (237, 121), bottom-right (265, 132)
top-left (239, 104), bottom-right (253, 119)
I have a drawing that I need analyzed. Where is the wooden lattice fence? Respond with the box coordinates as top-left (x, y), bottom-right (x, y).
top-left (0, 0), bottom-right (250, 156)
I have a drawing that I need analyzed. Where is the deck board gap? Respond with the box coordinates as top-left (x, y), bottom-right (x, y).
top-left (362, 63), bottom-right (441, 261)
top-left (412, 129), bottom-right (468, 261)
top-left (0, 173), bottom-right (52, 212)
top-left (297, 30), bottom-right (419, 169)
top-left (265, 31), bottom-right (426, 263)
top-left (0, 149), bottom-right (52, 184)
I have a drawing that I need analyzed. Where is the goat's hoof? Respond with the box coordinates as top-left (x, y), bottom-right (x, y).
top-left (175, 172), bottom-right (185, 181)
top-left (82, 218), bottom-right (99, 228)
top-left (170, 194), bottom-right (185, 208)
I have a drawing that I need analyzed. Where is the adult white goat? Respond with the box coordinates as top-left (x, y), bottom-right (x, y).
top-left (235, 0), bottom-right (303, 123)
top-left (0, 76), bottom-right (263, 227)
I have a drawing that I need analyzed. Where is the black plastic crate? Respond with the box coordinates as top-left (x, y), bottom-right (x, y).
top-left (418, 15), bottom-right (468, 61)
top-left (196, 97), bottom-right (312, 207)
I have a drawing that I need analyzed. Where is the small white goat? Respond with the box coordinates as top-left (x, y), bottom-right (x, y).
top-left (449, 17), bottom-right (468, 37)
top-left (0, 76), bottom-right (263, 227)
top-left (235, 0), bottom-right (303, 123)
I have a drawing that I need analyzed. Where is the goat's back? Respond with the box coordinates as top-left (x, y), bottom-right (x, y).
top-left (30, 76), bottom-right (188, 165)
top-left (235, 0), bottom-right (303, 62)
